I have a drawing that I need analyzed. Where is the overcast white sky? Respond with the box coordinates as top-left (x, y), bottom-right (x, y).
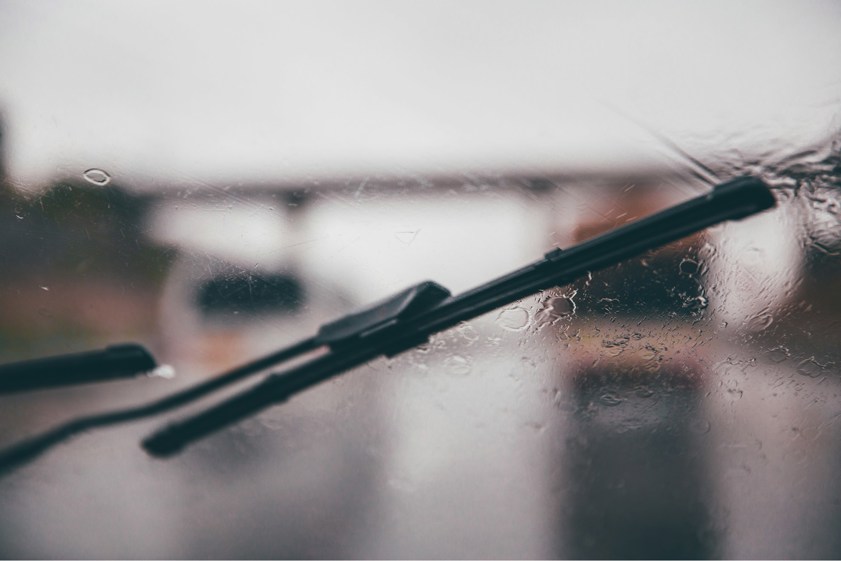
top-left (1, 0), bottom-right (839, 191)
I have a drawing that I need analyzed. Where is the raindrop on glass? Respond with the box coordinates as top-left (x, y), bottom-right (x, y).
top-left (456, 322), bottom-right (480, 343)
top-left (638, 344), bottom-right (659, 361)
top-left (796, 356), bottom-right (826, 378)
top-left (598, 393), bottom-right (624, 407)
top-left (538, 291), bottom-right (577, 324)
top-left (679, 257), bottom-right (700, 275)
top-left (444, 354), bottom-right (472, 376)
top-left (148, 364), bottom-right (176, 379)
top-left (601, 336), bottom-right (629, 357)
top-left (746, 313), bottom-right (774, 332)
top-left (497, 306), bottom-right (530, 331)
top-left (394, 230), bottom-right (420, 245)
top-left (635, 386), bottom-right (655, 398)
top-left (82, 168), bottom-right (112, 186)
top-left (767, 346), bottom-right (789, 363)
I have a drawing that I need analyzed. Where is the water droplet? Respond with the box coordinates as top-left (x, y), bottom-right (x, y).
top-left (456, 322), bottom-right (479, 342)
top-left (597, 297), bottom-right (620, 313)
top-left (635, 386), bottom-right (655, 398)
top-left (497, 306), bottom-right (530, 331)
top-left (767, 346), bottom-right (789, 363)
top-left (599, 393), bottom-right (624, 407)
top-left (796, 356), bottom-right (827, 378)
top-left (485, 335), bottom-right (502, 347)
top-left (638, 344), bottom-right (659, 361)
top-left (82, 168), bottom-right (111, 186)
top-left (444, 354), bottom-right (472, 376)
top-left (723, 380), bottom-right (743, 400)
top-left (148, 364), bottom-right (176, 379)
top-left (679, 258), bottom-right (700, 275)
top-left (538, 291), bottom-right (577, 323)
top-left (601, 336), bottom-right (629, 357)
top-left (394, 230), bottom-right (420, 245)
top-left (746, 313), bottom-right (773, 331)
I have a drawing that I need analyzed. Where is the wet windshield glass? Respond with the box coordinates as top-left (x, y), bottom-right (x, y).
top-left (1, 1), bottom-right (840, 558)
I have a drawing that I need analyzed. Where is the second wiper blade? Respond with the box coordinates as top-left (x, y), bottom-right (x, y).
top-left (0, 344), bottom-right (156, 394)
top-left (142, 176), bottom-right (776, 456)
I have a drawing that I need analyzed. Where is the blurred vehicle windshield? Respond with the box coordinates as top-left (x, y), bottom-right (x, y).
top-left (1, 1), bottom-right (840, 558)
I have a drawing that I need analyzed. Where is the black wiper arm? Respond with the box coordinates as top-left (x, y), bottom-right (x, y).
top-left (142, 176), bottom-right (776, 456)
top-left (0, 337), bottom-right (319, 475)
top-left (0, 344), bottom-right (156, 394)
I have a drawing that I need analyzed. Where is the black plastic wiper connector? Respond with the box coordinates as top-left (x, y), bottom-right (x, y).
top-left (316, 280), bottom-right (451, 355)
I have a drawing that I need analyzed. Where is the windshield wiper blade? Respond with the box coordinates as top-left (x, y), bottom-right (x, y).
top-left (142, 176), bottom-right (776, 456)
top-left (0, 337), bottom-right (319, 475)
top-left (0, 344), bottom-right (156, 394)
top-left (0, 176), bottom-right (774, 475)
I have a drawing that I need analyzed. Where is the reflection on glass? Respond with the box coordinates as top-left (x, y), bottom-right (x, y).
top-left (562, 363), bottom-right (717, 559)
